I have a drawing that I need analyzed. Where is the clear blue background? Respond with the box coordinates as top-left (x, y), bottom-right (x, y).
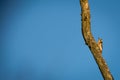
top-left (0, 0), bottom-right (120, 80)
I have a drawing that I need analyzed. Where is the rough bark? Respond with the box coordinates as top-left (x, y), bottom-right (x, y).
top-left (80, 0), bottom-right (114, 80)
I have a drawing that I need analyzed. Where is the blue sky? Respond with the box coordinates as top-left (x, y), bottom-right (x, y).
top-left (0, 0), bottom-right (120, 80)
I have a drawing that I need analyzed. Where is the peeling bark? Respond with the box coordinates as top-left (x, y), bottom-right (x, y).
top-left (80, 0), bottom-right (114, 80)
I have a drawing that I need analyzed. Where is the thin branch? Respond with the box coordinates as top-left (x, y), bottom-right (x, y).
top-left (79, 0), bottom-right (114, 80)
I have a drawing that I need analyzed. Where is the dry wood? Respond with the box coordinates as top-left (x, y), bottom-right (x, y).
top-left (80, 0), bottom-right (114, 80)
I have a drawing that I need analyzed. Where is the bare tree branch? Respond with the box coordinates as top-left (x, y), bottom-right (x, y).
top-left (79, 0), bottom-right (114, 80)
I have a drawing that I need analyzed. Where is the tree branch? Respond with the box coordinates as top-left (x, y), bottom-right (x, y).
top-left (79, 0), bottom-right (114, 80)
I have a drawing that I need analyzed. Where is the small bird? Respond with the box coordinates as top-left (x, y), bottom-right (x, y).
top-left (97, 38), bottom-right (103, 53)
